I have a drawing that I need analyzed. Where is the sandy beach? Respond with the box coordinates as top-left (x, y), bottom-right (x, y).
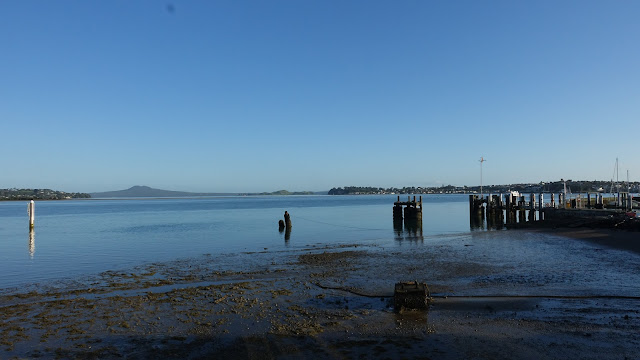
top-left (1, 229), bottom-right (639, 359)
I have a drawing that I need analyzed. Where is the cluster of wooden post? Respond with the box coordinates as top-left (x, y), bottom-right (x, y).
top-left (469, 193), bottom-right (545, 228)
top-left (278, 211), bottom-right (292, 241)
top-left (548, 192), bottom-right (632, 210)
top-left (393, 196), bottom-right (422, 225)
top-left (617, 193), bottom-right (635, 211)
top-left (470, 190), bottom-right (637, 228)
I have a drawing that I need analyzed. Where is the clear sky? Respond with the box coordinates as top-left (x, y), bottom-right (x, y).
top-left (1, 1), bottom-right (638, 193)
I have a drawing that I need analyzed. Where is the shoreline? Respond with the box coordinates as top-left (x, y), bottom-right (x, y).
top-left (1, 230), bottom-right (639, 359)
top-left (532, 227), bottom-right (640, 254)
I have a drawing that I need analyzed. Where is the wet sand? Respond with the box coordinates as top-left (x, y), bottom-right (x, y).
top-left (537, 227), bottom-right (640, 254)
top-left (1, 232), bottom-right (639, 359)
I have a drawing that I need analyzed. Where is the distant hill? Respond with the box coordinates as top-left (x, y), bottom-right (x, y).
top-left (90, 186), bottom-right (236, 198)
top-left (90, 186), bottom-right (325, 198)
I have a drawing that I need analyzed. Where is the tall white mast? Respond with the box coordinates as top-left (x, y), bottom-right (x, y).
top-left (479, 157), bottom-right (486, 197)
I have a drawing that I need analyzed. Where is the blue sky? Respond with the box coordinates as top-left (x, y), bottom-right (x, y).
top-left (1, 1), bottom-right (638, 193)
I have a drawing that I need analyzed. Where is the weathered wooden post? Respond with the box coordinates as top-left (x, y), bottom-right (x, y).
top-left (469, 195), bottom-right (475, 214)
top-left (394, 196), bottom-right (403, 230)
top-left (284, 211), bottom-right (292, 229)
top-left (486, 194), bottom-right (494, 228)
top-left (595, 193), bottom-right (603, 209)
top-left (469, 195), bottom-right (483, 228)
top-left (538, 193), bottom-right (543, 211)
top-left (528, 193), bottom-right (536, 222)
top-left (404, 204), bottom-right (415, 222)
top-left (417, 196), bottom-right (423, 222)
top-left (504, 194), bottom-right (511, 223)
top-left (28, 200), bottom-right (35, 230)
top-left (393, 204), bottom-right (403, 222)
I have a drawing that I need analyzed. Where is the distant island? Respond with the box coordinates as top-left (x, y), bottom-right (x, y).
top-left (90, 186), bottom-right (233, 198)
top-left (0, 188), bottom-right (91, 201)
top-left (329, 180), bottom-right (640, 195)
top-left (91, 186), bottom-right (319, 198)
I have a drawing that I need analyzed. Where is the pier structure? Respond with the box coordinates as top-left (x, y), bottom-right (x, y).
top-left (393, 196), bottom-right (423, 225)
top-left (393, 196), bottom-right (424, 241)
top-left (469, 192), bottom-right (637, 229)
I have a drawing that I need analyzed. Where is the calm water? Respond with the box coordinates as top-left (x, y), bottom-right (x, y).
top-left (0, 195), bottom-right (468, 288)
top-left (1, 194), bottom-right (640, 296)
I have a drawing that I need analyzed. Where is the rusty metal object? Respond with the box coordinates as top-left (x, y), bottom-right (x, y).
top-left (394, 281), bottom-right (429, 312)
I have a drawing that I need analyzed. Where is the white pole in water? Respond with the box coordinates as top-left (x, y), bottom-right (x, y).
top-left (28, 200), bottom-right (35, 229)
top-left (479, 157), bottom-right (486, 197)
top-left (29, 230), bottom-right (35, 259)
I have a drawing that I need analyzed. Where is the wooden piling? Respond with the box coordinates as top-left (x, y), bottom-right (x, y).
top-left (393, 205), bottom-right (403, 222)
top-left (528, 194), bottom-right (536, 222)
top-left (469, 195), bottom-right (475, 214)
top-left (538, 193), bottom-right (543, 212)
top-left (395, 195), bottom-right (423, 230)
top-left (284, 211), bottom-right (292, 229)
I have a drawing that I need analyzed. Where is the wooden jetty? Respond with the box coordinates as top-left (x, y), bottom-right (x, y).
top-left (469, 192), bottom-right (636, 229)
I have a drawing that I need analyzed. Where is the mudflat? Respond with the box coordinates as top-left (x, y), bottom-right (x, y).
top-left (536, 227), bottom-right (640, 254)
top-left (1, 231), bottom-right (639, 359)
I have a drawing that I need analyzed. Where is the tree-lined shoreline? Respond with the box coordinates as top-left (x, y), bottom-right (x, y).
top-left (329, 180), bottom-right (640, 195)
top-left (3, 179), bottom-right (639, 201)
top-left (0, 189), bottom-right (91, 201)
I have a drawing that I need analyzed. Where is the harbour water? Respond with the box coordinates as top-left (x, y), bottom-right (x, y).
top-left (0, 195), bottom-right (463, 288)
top-left (1, 194), bottom-right (639, 297)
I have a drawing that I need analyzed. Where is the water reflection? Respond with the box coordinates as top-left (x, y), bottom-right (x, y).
top-left (28, 230), bottom-right (35, 259)
top-left (279, 226), bottom-right (291, 244)
top-left (394, 219), bottom-right (424, 242)
top-left (469, 212), bottom-right (485, 230)
top-left (470, 208), bottom-right (543, 231)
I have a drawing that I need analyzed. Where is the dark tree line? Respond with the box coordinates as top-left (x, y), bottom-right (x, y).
top-left (0, 188), bottom-right (91, 200)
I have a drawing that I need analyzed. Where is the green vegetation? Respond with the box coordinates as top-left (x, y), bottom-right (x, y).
top-left (0, 188), bottom-right (91, 201)
top-left (329, 180), bottom-right (640, 195)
